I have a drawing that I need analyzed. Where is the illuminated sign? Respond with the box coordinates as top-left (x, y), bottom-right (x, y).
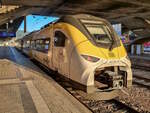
top-left (0, 31), bottom-right (16, 38)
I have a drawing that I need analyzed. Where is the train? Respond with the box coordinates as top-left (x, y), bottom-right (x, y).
top-left (16, 14), bottom-right (132, 100)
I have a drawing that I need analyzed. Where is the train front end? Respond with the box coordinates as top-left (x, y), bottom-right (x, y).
top-left (69, 14), bottom-right (132, 100)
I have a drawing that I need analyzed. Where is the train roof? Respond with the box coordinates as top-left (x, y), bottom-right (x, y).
top-left (64, 14), bottom-right (105, 20)
top-left (58, 14), bottom-right (108, 23)
top-left (19, 14), bottom-right (111, 41)
top-left (21, 30), bottom-right (39, 41)
top-left (41, 14), bottom-right (108, 29)
top-left (41, 19), bottom-right (59, 29)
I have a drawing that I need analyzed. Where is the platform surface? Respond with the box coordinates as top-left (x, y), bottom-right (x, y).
top-left (0, 46), bottom-right (91, 113)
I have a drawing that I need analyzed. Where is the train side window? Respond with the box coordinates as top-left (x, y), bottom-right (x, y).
top-left (35, 39), bottom-right (50, 53)
top-left (31, 41), bottom-right (36, 49)
top-left (45, 39), bottom-right (50, 50)
top-left (23, 40), bottom-right (30, 49)
top-left (36, 40), bottom-right (41, 50)
top-left (54, 31), bottom-right (66, 47)
top-left (44, 39), bottom-right (50, 52)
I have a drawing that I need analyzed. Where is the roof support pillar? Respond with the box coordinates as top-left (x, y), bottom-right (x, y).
top-left (0, 0), bottom-right (2, 8)
top-left (24, 16), bottom-right (27, 33)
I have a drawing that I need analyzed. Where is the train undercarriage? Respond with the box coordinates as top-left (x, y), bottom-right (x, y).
top-left (78, 65), bottom-right (132, 100)
top-left (94, 66), bottom-right (126, 91)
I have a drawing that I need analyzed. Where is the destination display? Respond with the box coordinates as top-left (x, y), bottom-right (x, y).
top-left (0, 31), bottom-right (16, 38)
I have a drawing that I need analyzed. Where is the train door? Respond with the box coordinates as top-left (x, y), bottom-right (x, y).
top-left (52, 30), bottom-right (69, 77)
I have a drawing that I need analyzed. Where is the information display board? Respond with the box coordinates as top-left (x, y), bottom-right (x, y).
top-left (0, 31), bottom-right (16, 38)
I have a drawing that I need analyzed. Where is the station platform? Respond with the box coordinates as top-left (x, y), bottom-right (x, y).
top-left (0, 46), bottom-right (91, 113)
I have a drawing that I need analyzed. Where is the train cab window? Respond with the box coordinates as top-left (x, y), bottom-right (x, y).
top-left (80, 19), bottom-right (113, 44)
top-left (54, 31), bottom-right (66, 47)
top-left (85, 24), bottom-right (112, 44)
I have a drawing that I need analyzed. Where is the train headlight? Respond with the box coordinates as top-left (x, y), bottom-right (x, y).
top-left (81, 55), bottom-right (100, 62)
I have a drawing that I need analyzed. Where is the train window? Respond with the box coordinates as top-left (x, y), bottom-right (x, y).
top-left (80, 19), bottom-right (113, 45)
top-left (84, 24), bottom-right (112, 44)
top-left (23, 40), bottom-right (30, 49)
top-left (31, 41), bottom-right (36, 49)
top-left (45, 40), bottom-right (50, 50)
top-left (54, 31), bottom-right (66, 47)
top-left (35, 39), bottom-right (50, 53)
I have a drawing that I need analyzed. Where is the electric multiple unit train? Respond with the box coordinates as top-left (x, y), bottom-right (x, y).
top-left (16, 14), bottom-right (132, 100)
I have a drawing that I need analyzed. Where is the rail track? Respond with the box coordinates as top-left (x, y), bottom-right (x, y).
top-left (64, 84), bottom-right (139, 113)
top-left (132, 67), bottom-right (150, 89)
top-left (132, 65), bottom-right (150, 71)
top-left (132, 63), bottom-right (150, 89)
top-left (131, 59), bottom-right (150, 88)
top-left (31, 59), bottom-right (139, 113)
top-left (133, 77), bottom-right (150, 89)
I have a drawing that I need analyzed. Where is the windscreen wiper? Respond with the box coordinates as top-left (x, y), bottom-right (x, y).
top-left (109, 31), bottom-right (114, 51)
top-left (109, 40), bottom-right (114, 51)
top-left (106, 27), bottom-right (114, 51)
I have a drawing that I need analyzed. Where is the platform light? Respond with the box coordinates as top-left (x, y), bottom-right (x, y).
top-left (10, 20), bottom-right (13, 24)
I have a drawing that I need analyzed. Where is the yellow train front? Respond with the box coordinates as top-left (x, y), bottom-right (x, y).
top-left (18, 14), bottom-right (132, 100)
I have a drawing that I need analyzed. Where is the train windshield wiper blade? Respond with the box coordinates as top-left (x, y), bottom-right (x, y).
top-left (108, 32), bottom-right (114, 51)
top-left (109, 40), bottom-right (114, 51)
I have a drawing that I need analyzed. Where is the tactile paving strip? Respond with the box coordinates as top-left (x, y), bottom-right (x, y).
top-left (0, 60), bottom-right (18, 79)
top-left (0, 60), bottom-right (38, 113)
top-left (0, 84), bottom-right (24, 113)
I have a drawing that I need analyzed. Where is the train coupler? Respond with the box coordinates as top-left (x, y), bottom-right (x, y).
top-left (104, 71), bottom-right (124, 89)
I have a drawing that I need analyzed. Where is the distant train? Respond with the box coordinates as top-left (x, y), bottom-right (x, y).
top-left (16, 14), bottom-right (132, 100)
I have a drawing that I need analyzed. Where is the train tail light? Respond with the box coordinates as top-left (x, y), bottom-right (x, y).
top-left (81, 55), bottom-right (100, 62)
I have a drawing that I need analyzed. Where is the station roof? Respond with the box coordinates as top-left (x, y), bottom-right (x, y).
top-left (1, 0), bottom-right (150, 34)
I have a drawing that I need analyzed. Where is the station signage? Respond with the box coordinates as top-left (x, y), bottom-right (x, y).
top-left (0, 31), bottom-right (16, 38)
